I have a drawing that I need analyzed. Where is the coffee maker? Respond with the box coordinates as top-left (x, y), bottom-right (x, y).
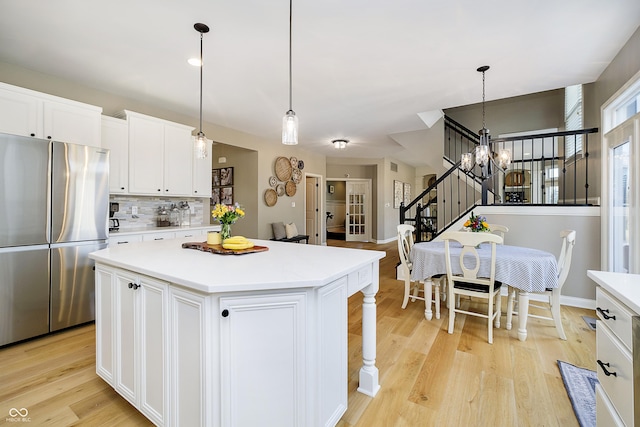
top-left (109, 202), bottom-right (120, 231)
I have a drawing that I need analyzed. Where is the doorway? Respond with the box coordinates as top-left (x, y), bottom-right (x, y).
top-left (326, 179), bottom-right (371, 242)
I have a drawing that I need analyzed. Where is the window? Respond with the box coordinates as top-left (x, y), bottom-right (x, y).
top-left (564, 84), bottom-right (583, 160)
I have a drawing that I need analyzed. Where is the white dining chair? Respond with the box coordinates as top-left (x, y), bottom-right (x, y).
top-left (397, 224), bottom-right (442, 319)
top-left (487, 224), bottom-right (509, 242)
top-left (505, 229), bottom-right (576, 340)
top-left (442, 230), bottom-right (503, 344)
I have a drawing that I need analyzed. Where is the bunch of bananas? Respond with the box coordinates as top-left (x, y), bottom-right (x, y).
top-left (222, 235), bottom-right (255, 250)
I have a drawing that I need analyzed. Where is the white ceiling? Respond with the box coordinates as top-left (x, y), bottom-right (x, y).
top-left (1, 0), bottom-right (639, 167)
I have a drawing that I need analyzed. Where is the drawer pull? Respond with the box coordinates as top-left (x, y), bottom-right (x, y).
top-left (597, 359), bottom-right (617, 377)
top-left (127, 282), bottom-right (140, 290)
top-left (596, 307), bottom-right (616, 320)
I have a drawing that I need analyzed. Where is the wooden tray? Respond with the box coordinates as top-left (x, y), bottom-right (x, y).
top-left (182, 241), bottom-right (269, 255)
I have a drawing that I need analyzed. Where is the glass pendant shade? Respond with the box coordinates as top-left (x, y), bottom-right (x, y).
top-left (497, 149), bottom-right (511, 170)
top-left (461, 153), bottom-right (473, 171)
top-left (475, 144), bottom-right (490, 167)
top-left (282, 110), bottom-right (298, 145)
top-left (195, 132), bottom-right (208, 159)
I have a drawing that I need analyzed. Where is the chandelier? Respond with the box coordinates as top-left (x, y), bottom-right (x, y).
top-left (460, 66), bottom-right (511, 177)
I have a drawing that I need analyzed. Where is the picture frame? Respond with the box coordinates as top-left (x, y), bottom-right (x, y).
top-left (220, 167), bottom-right (234, 186)
top-left (210, 188), bottom-right (221, 206)
top-left (403, 182), bottom-right (411, 206)
top-left (393, 180), bottom-right (403, 209)
top-left (212, 169), bottom-right (220, 187)
top-left (220, 186), bottom-right (234, 205)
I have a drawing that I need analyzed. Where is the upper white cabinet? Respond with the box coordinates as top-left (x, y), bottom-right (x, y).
top-left (192, 136), bottom-right (212, 197)
top-left (101, 116), bottom-right (129, 193)
top-left (0, 82), bottom-right (102, 146)
top-left (118, 110), bottom-right (194, 196)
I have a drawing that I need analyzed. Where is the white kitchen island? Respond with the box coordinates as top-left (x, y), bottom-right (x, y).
top-left (89, 237), bottom-right (385, 427)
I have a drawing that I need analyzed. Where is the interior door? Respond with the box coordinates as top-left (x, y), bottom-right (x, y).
top-left (305, 176), bottom-right (319, 245)
top-left (606, 113), bottom-right (639, 273)
top-left (345, 180), bottom-right (371, 242)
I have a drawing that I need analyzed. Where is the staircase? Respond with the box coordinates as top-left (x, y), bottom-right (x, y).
top-left (400, 116), bottom-right (598, 242)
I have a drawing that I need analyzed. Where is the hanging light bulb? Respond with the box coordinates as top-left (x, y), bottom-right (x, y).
top-left (194, 23), bottom-right (210, 159)
top-left (282, 0), bottom-right (298, 145)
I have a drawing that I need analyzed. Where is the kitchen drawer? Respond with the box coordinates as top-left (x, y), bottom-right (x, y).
top-left (109, 234), bottom-right (143, 247)
top-left (596, 383), bottom-right (625, 427)
top-left (142, 231), bottom-right (176, 241)
top-left (596, 287), bottom-right (634, 351)
top-left (175, 229), bottom-right (205, 239)
top-left (596, 320), bottom-right (633, 427)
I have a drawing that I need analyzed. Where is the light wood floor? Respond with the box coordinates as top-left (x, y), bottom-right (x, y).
top-left (0, 239), bottom-right (596, 426)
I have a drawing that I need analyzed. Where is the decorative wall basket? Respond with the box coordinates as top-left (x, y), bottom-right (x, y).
top-left (264, 188), bottom-right (277, 206)
top-left (275, 156), bottom-right (293, 181)
top-left (285, 180), bottom-right (297, 196)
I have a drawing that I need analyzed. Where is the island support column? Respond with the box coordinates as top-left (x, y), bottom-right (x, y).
top-left (357, 262), bottom-right (380, 397)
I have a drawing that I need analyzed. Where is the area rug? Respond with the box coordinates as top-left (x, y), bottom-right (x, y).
top-left (582, 316), bottom-right (597, 331)
top-left (558, 360), bottom-right (599, 427)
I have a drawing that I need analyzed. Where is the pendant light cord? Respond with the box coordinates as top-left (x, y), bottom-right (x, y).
top-left (288, 0), bottom-right (293, 111)
top-left (199, 32), bottom-right (204, 133)
top-left (481, 69), bottom-right (486, 130)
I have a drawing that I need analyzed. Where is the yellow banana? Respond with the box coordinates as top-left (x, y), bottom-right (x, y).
top-left (222, 241), bottom-right (254, 250)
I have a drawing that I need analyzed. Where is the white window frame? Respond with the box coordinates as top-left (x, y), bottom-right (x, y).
top-left (564, 84), bottom-right (583, 162)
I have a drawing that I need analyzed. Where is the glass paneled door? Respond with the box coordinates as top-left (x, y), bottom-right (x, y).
top-left (345, 180), bottom-right (371, 242)
top-left (606, 114), bottom-right (639, 273)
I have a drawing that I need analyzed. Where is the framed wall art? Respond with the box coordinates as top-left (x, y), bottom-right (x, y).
top-left (393, 180), bottom-right (403, 209)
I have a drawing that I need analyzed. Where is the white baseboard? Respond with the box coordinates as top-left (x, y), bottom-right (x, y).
top-left (498, 288), bottom-right (595, 310)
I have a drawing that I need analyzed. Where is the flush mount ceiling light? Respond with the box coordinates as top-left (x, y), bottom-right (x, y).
top-left (332, 139), bottom-right (349, 150)
top-left (194, 22), bottom-right (210, 159)
top-left (460, 65), bottom-right (511, 178)
top-left (282, 0), bottom-right (298, 145)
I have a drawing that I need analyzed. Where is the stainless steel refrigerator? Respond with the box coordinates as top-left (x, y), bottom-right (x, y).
top-left (0, 132), bottom-right (109, 346)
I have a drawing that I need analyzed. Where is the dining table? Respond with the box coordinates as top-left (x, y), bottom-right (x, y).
top-left (410, 240), bottom-right (559, 341)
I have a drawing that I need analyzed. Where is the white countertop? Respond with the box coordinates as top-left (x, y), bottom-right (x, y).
top-left (109, 224), bottom-right (220, 237)
top-left (90, 237), bottom-right (385, 294)
top-left (587, 270), bottom-right (640, 313)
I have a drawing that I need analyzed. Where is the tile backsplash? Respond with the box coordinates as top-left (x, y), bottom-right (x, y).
top-left (110, 195), bottom-right (208, 230)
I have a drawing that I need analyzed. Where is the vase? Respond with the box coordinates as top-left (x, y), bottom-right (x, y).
top-left (220, 223), bottom-right (231, 241)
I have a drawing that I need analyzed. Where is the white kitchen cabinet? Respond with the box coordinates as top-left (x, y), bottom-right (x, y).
top-left (175, 229), bottom-right (205, 239)
top-left (220, 292), bottom-right (307, 426)
top-left (95, 265), bottom-right (169, 426)
top-left (588, 270), bottom-right (640, 426)
top-left (0, 82), bottom-right (102, 146)
top-left (192, 136), bottom-right (212, 197)
top-left (101, 116), bottom-right (129, 193)
top-left (119, 110), bottom-right (194, 196)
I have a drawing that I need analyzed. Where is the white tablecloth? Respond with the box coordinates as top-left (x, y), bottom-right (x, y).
top-left (410, 241), bottom-right (558, 292)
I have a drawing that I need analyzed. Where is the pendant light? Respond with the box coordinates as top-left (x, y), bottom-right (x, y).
top-left (460, 65), bottom-right (511, 177)
top-left (194, 23), bottom-right (210, 159)
top-left (282, 0), bottom-right (298, 145)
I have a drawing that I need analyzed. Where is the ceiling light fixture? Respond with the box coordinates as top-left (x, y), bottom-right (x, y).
top-left (194, 22), bottom-right (210, 159)
top-left (332, 139), bottom-right (349, 150)
top-left (282, 0), bottom-right (298, 145)
top-left (460, 65), bottom-right (511, 178)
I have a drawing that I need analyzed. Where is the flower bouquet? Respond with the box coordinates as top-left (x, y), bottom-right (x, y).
top-left (211, 202), bottom-right (245, 241)
top-left (463, 212), bottom-right (490, 232)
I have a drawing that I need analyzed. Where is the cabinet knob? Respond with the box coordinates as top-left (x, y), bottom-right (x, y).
top-left (221, 309), bottom-right (229, 318)
top-left (47, 136), bottom-right (52, 139)
top-left (165, 189), bottom-right (169, 192)
top-left (158, 189), bottom-right (161, 192)
top-left (128, 282), bottom-right (140, 290)
top-left (121, 187), bottom-right (125, 190)
top-left (30, 133), bottom-right (35, 137)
